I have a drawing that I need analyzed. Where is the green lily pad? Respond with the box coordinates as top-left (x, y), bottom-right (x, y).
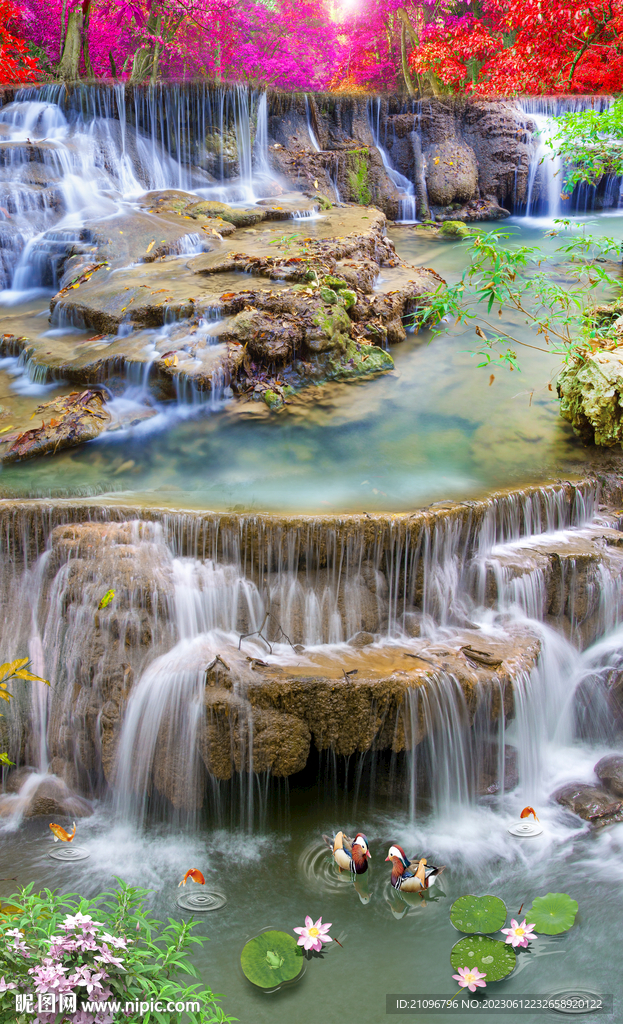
top-left (526, 893), bottom-right (578, 935)
top-left (451, 935), bottom-right (516, 983)
top-left (241, 930), bottom-right (304, 990)
top-left (450, 894), bottom-right (508, 934)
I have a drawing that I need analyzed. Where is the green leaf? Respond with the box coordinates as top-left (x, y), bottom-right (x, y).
top-left (526, 893), bottom-right (578, 935)
top-left (450, 895), bottom-right (507, 934)
top-left (450, 935), bottom-right (516, 983)
top-left (98, 589), bottom-right (115, 610)
top-left (240, 930), bottom-right (304, 990)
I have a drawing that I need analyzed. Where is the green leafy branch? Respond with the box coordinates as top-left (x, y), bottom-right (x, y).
top-left (548, 98), bottom-right (623, 192)
top-left (410, 228), bottom-right (622, 371)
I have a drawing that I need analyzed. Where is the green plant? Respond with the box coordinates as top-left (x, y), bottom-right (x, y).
top-left (550, 99), bottom-right (623, 193)
top-left (412, 226), bottom-right (621, 371)
top-left (240, 930), bottom-right (304, 990)
top-left (0, 881), bottom-right (236, 1024)
top-left (347, 153), bottom-right (372, 206)
top-left (450, 895), bottom-right (507, 934)
top-left (526, 893), bottom-right (578, 935)
top-left (450, 935), bottom-right (516, 983)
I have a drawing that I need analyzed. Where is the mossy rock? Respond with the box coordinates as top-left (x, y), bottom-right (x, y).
top-left (240, 930), bottom-right (304, 990)
top-left (323, 276), bottom-right (348, 291)
top-left (319, 286), bottom-right (339, 304)
top-left (340, 289), bottom-right (357, 310)
top-left (450, 935), bottom-right (516, 983)
top-left (185, 201), bottom-right (265, 228)
top-left (328, 339), bottom-right (394, 379)
top-left (314, 193), bottom-right (333, 211)
top-left (439, 220), bottom-right (472, 239)
top-left (263, 386), bottom-right (293, 410)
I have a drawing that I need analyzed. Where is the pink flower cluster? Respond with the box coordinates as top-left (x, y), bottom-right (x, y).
top-left (2, 911), bottom-right (131, 1024)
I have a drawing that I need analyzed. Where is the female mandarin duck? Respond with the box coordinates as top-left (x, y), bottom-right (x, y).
top-left (323, 831), bottom-right (371, 874)
top-left (385, 845), bottom-right (445, 893)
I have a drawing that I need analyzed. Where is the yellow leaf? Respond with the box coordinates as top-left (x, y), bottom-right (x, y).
top-left (13, 670), bottom-right (49, 684)
top-left (98, 589), bottom-right (115, 610)
top-left (434, 157), bottom-right (440, 165)
top-left (0, 690), bottom-right (12, 702)
top-left (146, 240), bottom-right (155, 253)
top-left (0, 659), bottom-right (28, 680)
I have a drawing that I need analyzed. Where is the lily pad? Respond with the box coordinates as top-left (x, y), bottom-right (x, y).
top-left (526, 893), bottom-right (578, 935)
top-left (450, 895), bottom-right (507, 934)
top-left (241, 930), bottom-right (304, 990)
top-left (451, 935), bottom-right (516, 983)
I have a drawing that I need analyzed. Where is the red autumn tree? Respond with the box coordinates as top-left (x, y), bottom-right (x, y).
top-left (0, 0), bottom-right (40, 82)
top-left (410, 0), bottom-right (623, 94)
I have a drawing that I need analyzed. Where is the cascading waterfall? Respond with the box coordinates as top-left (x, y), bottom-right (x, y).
top-left (368, 98), bottom-right (418, 222)
top-left (0, 84), bottom-right (279, 297)
top-left (519, 96), bottom-right (616, 219)
top-left (1, 479), bottom-right (622, 829)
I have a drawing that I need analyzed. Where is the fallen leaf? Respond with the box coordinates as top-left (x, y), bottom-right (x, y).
top-left (98, 589), bottom-right (115, 610)
top-left (489, 374), bottom-right (495, 386)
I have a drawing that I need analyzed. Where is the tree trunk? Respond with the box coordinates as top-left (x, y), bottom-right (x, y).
top-left (57, 0), bottom-right (93, 80)
top-left (58, 7), bottom-right (83, 80)
top-left (130, 12), bottom-right (161, 84)
top-left (400, 22), bottom-right (416, 96)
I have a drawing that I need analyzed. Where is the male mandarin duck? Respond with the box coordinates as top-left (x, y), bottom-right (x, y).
top-left (323, 830), bottom-right (371, 874)
top-left (385, 845), bottom-right (445, 893)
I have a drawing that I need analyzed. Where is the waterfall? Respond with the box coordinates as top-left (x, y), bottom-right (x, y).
top-left (304, 95), bottom-right (321, 152)
top-left (519, 96), bottom-right (616, 220)
top-left (368, 98), bottom-right (418, 222)
top-left (0, 83), bottom-right (282, 297)
top-left (0, 477), bottom-right (622, 826)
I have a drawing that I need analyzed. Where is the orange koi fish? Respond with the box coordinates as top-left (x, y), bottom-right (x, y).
top-left (178, 869), bottom-right (205, 887)
top-left (520, 806), bottom-right (539, 821)
top-left (49, 821), bottom-right (76, 843)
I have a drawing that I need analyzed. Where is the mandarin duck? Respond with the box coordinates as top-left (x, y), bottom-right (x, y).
top-left (385, 845), bottom-right (444, 893)
top-left (323, 830), bottom-right (371, 874)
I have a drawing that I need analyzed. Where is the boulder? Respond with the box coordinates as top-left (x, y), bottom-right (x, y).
top-left (553, 782), bottom-right (622, 820)
top-left (595, 754), bottom-right (623, 797)
top-left (425, 140), bottom-right (478, 207)
top-left (558, 351), bottom-right (623, 447)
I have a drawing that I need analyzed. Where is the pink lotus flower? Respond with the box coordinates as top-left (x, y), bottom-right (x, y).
top-left (293, 915), bottom-right (333, 952)
top-left (501, 918), bottom-right (537, 948)
top-left (452, 966), bottom-right (487, 992)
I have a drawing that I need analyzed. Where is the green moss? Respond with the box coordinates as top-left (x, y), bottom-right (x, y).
top-left (329, 339), bottom-right (394, 379)
top-left (319, 286), bottom-right (338, 304)
top-left (438, 220), bottom-right (481, 239)
top-left (340, 289), bottom-right (357, 309)
top-left (347, 152), bottom-right (372, 206)
top-left (323, 276), bottom-right (348, 290)
top-left (314, 193), bottom-right (333, 211)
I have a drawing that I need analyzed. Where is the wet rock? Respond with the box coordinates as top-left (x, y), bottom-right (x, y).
top-left (4, 766), bottom-right (37, 793)
top-left (22, 776), bottom-right (93, 818)
top-left (594, 754), bottom-right (623, 797)
top-left (202, 688), bottom-right (311, 779)
top-left (438, 220), bottom-right (474, 239)
top-left (0, 389), bottom-right (111, 463)
top-left (553, 782), bottom-right (622, 820)
top-left (477, 743), bottom-right (519, 795)
top-left (425, 140), bottom-right (478, 207)
top-left (348, 631), bottom-right (375, 647)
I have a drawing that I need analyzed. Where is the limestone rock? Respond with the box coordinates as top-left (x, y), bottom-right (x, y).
top-left (558, 351), bottom-right (623, 447)
top-left (425, 140), bottom-right (478, 207)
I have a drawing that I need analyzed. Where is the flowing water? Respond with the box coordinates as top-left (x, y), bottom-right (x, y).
top-left (0, 86), bottom-right (622, 1023)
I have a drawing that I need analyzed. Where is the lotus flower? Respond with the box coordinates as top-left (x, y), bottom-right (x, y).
top-left (501, 918), bottom-right (536, 948)
top-left (452, 966), bottom-right (487, 992)
top-left (293, 915), bottom-right (333, 952)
